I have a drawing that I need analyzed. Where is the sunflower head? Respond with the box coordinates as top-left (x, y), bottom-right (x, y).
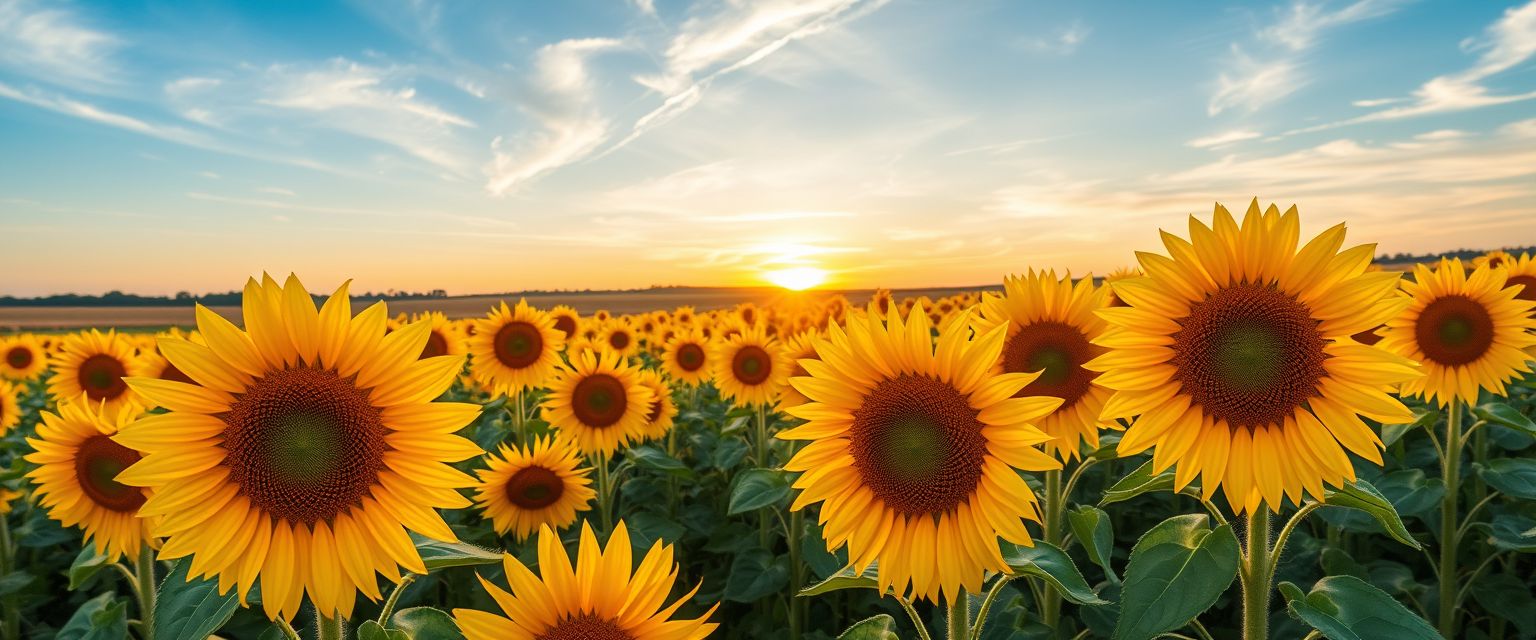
top-left (25, 396), bottom-right (153, 561)
top-left (1087, 200), bottom-right (1422, 514)
top-left (777, 330), bottom-right (821, 410)
top-left (471, 436), bottom-right (594, 541)
top-left (548, 305), bottom-right (581, 341)
top-left (598, 320), bottom-right (639, 357)
top-left (114, 274), bottom-right (483, 621)
top-left (779, 303), bottom-right (1062, 604)
top-left (413, 311), bottom-right (467, 359)
top-left (1380, 259), bottom-right (1536, 407)
top-left (711, 324), bottom-right (790, 407)
top-left (543, 348), bottom-right (654, 457)
top-left (636, 369), bottom-right (677, 441)
top-left (0, 379), bottom-right (20, 436)
top-left (48, 329), bottom-right (147, 417)
top-left (1499, 251), bottom-right (1536, 305)
top-left (662, 328), bottom-right (713, 386)
top-left (471, 300), bottom-right (565, 397)
top-left (0, 334), bottom-right (49, 380)
top-left (1473, 249), bottom-right (1514, 270)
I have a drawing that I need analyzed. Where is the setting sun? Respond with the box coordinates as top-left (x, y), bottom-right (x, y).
top-left (765, 266), bottom-right (828, 290)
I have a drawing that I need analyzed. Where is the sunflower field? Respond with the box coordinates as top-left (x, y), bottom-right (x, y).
top-left (3, 199), bottom-right (1536, 640)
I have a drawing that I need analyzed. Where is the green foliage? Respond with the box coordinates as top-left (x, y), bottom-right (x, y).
top-left (1112, 514), bottom-right (1239, 640)
top-left (1279, 576), bottom-right (1439, 640)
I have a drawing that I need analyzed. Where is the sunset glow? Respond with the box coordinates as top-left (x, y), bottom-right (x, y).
top-left (764, 267), bottom-right (828, 291)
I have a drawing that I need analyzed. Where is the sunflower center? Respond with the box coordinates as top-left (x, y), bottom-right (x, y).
top-left (1414, 295), bottom-right (1495, 366)
top-left (732, 346), bottom-right (772, 385)
top-left (494, 322), bottom-right (544, 369)
top-left (1170, 282), bottom-right (1326, 430)
top-left (222, 367), bottom-right (386, 525)
top-left (553, 315), bottom-right (577, 339)
top-left (535, 614), bottom-right (634, 640)
top-left (1350, 326), bottom-right (1384, 346)
top-left (74, 435), bottom-right (146, 513)
top-left (1507, 275), bottom-right (1536, 303)
top-left (608, 331), bottom-right (631, 351)
top-left (676, 344), bottom-right (705, 372)
top-left (6, 347), bottom-right (32, 369)
top-left (505, 465), bottom-right (564, 509)
top-left (420, 330), bottom-right (449, 359)
top-left (77, 354), bottom-right (129, 401)
top-left (848, 375), bottom-right (987, 517)
top-left (571, 374), bottom-right (627, 428)
top-left (1001, 321), bottom-right (1099, 407)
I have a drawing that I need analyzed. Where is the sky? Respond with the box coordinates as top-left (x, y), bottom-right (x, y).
top-left (1, 0), bottom-right (1535, 297)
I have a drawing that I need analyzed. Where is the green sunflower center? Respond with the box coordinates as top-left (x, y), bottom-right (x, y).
top-left (493, 321), bottom-right (543, 369)
top-left (1414, 294), bottom-right (1494, 366)
top-left (74, 435), bottom-right (146, 513)
top-left (848, 374), bottom-right (987, 517)
top-left (676, 343), bottom-right (706, 371)
top-left (1001, 321), bottom-right (1098, 407)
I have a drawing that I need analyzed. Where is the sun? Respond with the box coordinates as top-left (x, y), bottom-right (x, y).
top-left (765, 266), bottom-right (828, 290)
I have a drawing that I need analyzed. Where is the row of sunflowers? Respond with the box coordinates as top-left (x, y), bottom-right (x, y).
top-left (1, 200), bottom-right (1535, 640)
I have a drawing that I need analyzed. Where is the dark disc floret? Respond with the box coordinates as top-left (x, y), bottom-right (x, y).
top-left (1001, 321), bottom-right (1099, 407)
top-left (77, 354), bottom-right (129, 401)
top-left (75, 435), bottom-right (147, 513)
top-left (848, 374), bottom-right (987, 517)
top-left (731, 346), bottom-right (772, 385)
top-left (494, 322), bottom-right (544, 369)
top-left (1414, 295), bottom-right (1495, 365)
top-left (505, 466), bottom-right (565, 510)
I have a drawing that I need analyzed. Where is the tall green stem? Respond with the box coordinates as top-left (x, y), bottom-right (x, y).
top-left (596, 450), bottom-right (614, 534)
top-left (315, 611), bottom-right (343, 640)
top-left (1041, 468), bottom-right (1065, 635)
top-left (376, 574), bottom-right (416, 625)
top-left (1242, 509), bottom-right (1272, 640)
top-left (756, 404), bottom-right (771, 548)
top-left (513, 391), bottom-right (527, 443)
top-left (1438, 400), bottom-right (1462, 638)
top-left (946, 592), bottom-right (971, 640)
top-left (135, 544), bottom-right (157, 640)
top-left (788, 509), bottom-right (804, 640)
top-left (0, 524), bottom-right (17, 640)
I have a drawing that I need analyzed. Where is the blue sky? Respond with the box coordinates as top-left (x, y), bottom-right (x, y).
top-left (2, 0), bottom-right (1534, 296)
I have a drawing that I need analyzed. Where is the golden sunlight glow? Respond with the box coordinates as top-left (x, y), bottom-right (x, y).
top-left (765, 267), bottom-right (828, 291)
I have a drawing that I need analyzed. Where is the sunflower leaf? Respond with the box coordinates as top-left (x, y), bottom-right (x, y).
top-left (999, 540), bottom-right (1106, 605)
top-left (1099, 459), bottom-right (1175, 506)
top-left (728, 468), bottom-right (791, 515)
top-left (357, 620), bottom-right (410, 640)
top-left (799, 562), bottom-right (881, 597)
top-left (391, 607), bottom-right (465, 640)
top-left (1321, 479), bottom-right (1421, 549)
top-left (57, 592), bottom-right (127, 640)
top-left (1113, 514), bottom-right (1238, 640)
top-left (627, 444), bottom-right (696, 479)
top-left (1474, 459), bottom-right (1536, 500)
top-left (1067, 505), bottom-right (1119, 583)
top-left (154, 558), bottom-right (241, 640)
top-left (1474, 402), bottom-right (1536, 434)
top-left (412, 535), bottom-right (503, 571)
top-left (724, 547), bottom-right (790, 602)
top-left (837, 614), bottom-right (900, 639)
top-left (68, 544), bottom-right (112, 591)
top-left (1279, 575), bottom-right (1439, 640)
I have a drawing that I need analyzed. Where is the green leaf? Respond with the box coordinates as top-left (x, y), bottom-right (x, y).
top-left (727, 468), bottom-right (791, 515)
top-left (68, 544), bottom-right (112, 590)
top-left (1473, 402), bottom-right (1536, 434)
top-left (357, 620), bottom-right (410, 640)
top-left (392, 607), bottom-right (466, 640)
top-left (1100, 459), bottom-right (1174, 506)
top-left (1112, 514), bottom-right (1239, 640)
top-left (1382, 408), bottom-right (1438, 447)
top-left (1469, 573), bottom-right (1536, 637)
top-left (1474, 458), bottom-right (1536, 500)
top-left (1479, 514), bottom-right (1536, 553)
top-left (412, 534), bottom-right (503, 570)
top-left (837, 614), bottom-right (900, 639)
top-left (1067, 505), bottom-right (1118, 582)
top-left (57, 592), bottom-right (128, 640)
top-left (799, 563), bottom-right (880, 597)
top-left (0, 572), bottom-right (32, 596)
top-left (724, 547), bottom-right (789, 602)
top-left (1279, 575), bottom-right (1438, 640)
top-left (627, 444), bottom-right (696, 479)
top-left (1322, 479), bottom-right (1421, 549)
top-left (154, 558), bottom-right (241, 640)
top-left (999, 541), bottom-right (1106, 605)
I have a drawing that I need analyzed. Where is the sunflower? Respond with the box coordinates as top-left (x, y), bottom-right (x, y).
top-left (1500, 251), bottom-right (1536, 304)
top-left (471, 436), bottom-right (595, 541)
top-left (777, 331), bottom-right (820, 409)
top-left (0, 487), bottom-right (22, 516)
top-left (1379, 259), bottom-right (1536, 407)
top-left (416, 311), bottom-right (468, 360)
top-left (636, 369), bottom-right (677, 441)
top-left (1473, 249), bottom-right (1514, 270)
top-left (0, 334), bottom-right (48, 380)
top-left (25, 397), bottom-right (154, 561)
top-left (973, 270), bottom-right (1114, 461)
top-left (140, 330), bottom-right (204, 385)
top-left (471, 300), bottom-right (565, 397)
top-left (711, 325), bottom-right (789, 407)
top-left (674, 305), bottom-right (697, 326)
top-left (113, 274), bottom-right (483, 621)
top-left (453, 520), bottom-right (717, 640)
top-left (1102, 267), bottom-right (1142, 308)
top-left (598, 320), bottom-right (640, 358)
top-left (543, 349), bottom-right (654, 457)
top-left (548, 305), bottom-right (581, 341)
top-left (0, 379), bottom-right (20, 436)
top-left (779, 303), bottom-right (1061, 604)
top-left (661, 328), bottom-right (713, 386)
top-left (49, 330), bottom-right (147, 417)
top-left (1086, 200), bottom-right (1422, 514)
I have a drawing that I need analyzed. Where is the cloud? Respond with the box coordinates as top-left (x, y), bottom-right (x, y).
top-left (199, 171), bottom-right (221, 179)
top-left (630, 0), bottom-right (657, 17)
top-left (0, 81), bottom-right (204, 144)
top-left (1016, 21), bottom-right (1091, 55)
top-left (944, 135), bottom-right (1071, 157)
top-left (258, 187), bottom-right (297, 196)
top-left (1351, 96), bottom-right (1406, 107)
top-left (1209, 51), bottom-right (1300, 115)
top-left (1187, 129), bottom-right (1265, 149)
top-left (0, 0), bottom-right (120, 90)
top-left (1259, 0), bottom-right (1405, 51)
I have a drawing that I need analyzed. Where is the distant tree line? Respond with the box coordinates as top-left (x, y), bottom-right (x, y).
top-left (1375, 246), bottom-right (1535, 266)
top-left (0, 289), bottom-right (451, 307)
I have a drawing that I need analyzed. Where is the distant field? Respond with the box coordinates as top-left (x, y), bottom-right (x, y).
top-left (0, 286), bottom-right (999, 331)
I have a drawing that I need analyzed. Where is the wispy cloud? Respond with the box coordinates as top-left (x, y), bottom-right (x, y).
top-left (0, 0), bottom-right (120, 90)
top-left (1187, 129), bottom-right (1264, 149)
top-left (0, 81), bottom-right (204, 144)
top-left (1016, 21), bottom-right (1091, 55)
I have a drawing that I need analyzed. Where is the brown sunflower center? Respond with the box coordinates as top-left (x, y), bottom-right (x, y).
top-left (494, 322), bottom-right (544, 369)
top-left (731, 346), bottom-right (772, 385)
top-left (675, 343), bottom-right (706, 372)
top-left (607, 330), bottom-right (631, 351)
top-left (6, 346), bottom-right (32, 370)
top-left (535, 614), bottom-right (634, 640)
top-left (553, 315), bottom-right (578, 339)
top-left (1350, 326), bottom-right (1384, 346)
top-left (159, 360), bottom-right (196, 384)
top-left (1002, 321), bottom-right (1098, 407)
top-left (222, 367), bottom-right (386, 525)
top-left (1414, 295), bottom-right (1495, 366)
top-left (1170, 283), bottom-right (1326, 430)
top-left (1508, 275), bottom-right (1536, 303)
top-left (77, 354), bottom-right (129, 401)
top-left (505, 465), bottom-right (564, 509)
top-left (645, 396), bottom-right (664, 424)
top-left (420, 330), bottom-right (449, 359)
top-left (571, 374), bottom-right (627, 428)
top-left (848, 375), bottom-right (987, 517)
top-left (74, 435), bottom-right (146, 513)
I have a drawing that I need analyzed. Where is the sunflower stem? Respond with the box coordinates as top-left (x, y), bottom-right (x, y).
top-left (275, 618), bottom-right (301, 640)
top-left (1040, 469), bottom-right (1066, 635)
top-left (315, 611), bottom-right (343, 640)
top-left (1241, 509), bottom-right (1272, 640)
top-left (787, 508), bottom-right (804, 640)
top-left (376, 574), bottom-right (416, 626)
top-left (0, 522), bottom-right (17, 640)
top-left (756, 403), bottom-right (771, 549)
top-left (596, 450), bottom-right (614, 535)
top-left (514, 391), bottom-right (527, 443)
top-left (946, 591), bottom-right (971, 640)
top-left (135, 543), bottom-right (157, 640)
top-left (1438, 399), bottom-right (1463, 638)
top-left (896, 597), bottom-right (934, 640)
